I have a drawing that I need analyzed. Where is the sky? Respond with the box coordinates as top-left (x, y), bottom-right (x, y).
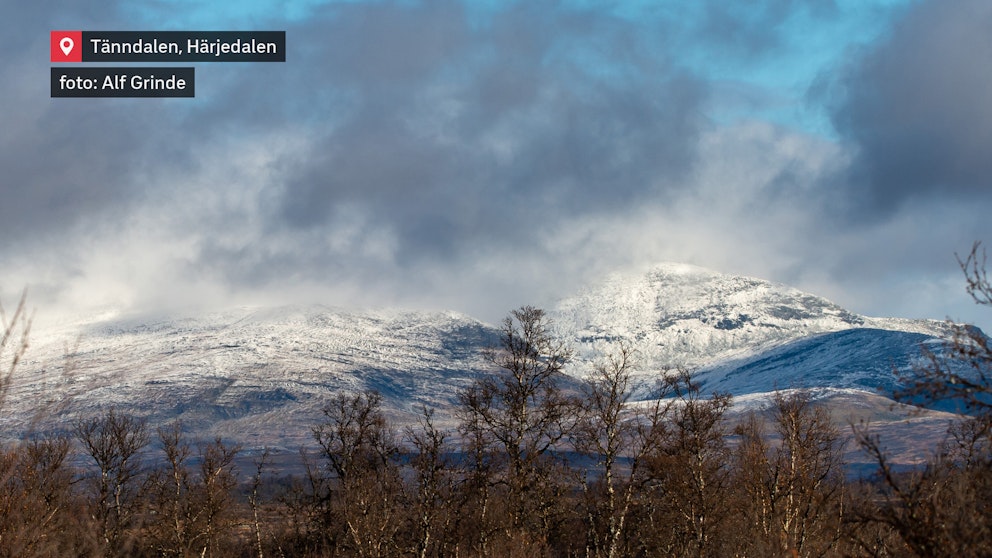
top-left (4, 0), bottom-right (992, 331)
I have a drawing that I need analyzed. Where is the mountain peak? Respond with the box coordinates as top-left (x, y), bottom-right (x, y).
top-left (551, 263), bottom-right (919, 373)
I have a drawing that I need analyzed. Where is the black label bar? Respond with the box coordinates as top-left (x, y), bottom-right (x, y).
top-left (52, 67), bottom-right (194, 98)
top-left (81, 31), bottom-right (285, 62)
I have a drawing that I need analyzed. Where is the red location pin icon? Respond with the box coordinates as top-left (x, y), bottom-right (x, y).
top-left (51, 31), bottom-right (82, 62)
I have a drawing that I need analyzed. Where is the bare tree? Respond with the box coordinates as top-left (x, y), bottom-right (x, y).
top-left (0, 434), bottom-right (91, 557)
top-left (248, 447), bottom-right (273, 558)
top-left (149, 421), bottom-right (194, 556)
top-left (732, 391), bottom-right (845, 557)
top-left (854, 429), bottom-right (962, 557)
top-left (573, 342), bottom-right (665, 558)
top-left (457, 306), bottom-right (579, 546)
top-left (642, 369), bottom-right (732, 558)
top-left (313, 390), bottom-right (396, 484)
top-left (279, 447), bottom-right (334, 554)
top-left (74, 409), bottom-right (149, 556)
top-left (196, 436), bottom-right (241, 556)
top-left (773, 391), bottom-right (845, 556)
top-left (404, 406), bottom-right (456, 558)
top-left (453, 396), bottom-right (499, 556)
top-left (312, 389), bottom-right (402, 558)
top-left (147, 422), bottom-right (241, 558)
top-left (852, 404), bottom-right (992, 557)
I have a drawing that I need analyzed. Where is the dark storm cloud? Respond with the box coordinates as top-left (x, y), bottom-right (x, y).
top-left (824, 0), bottom-right (992, 216)
top-left (257, 0), bottom-right (706, 271)
top-left (2, 0), bottom-right (710, 311)
top-left (0, 99), bottom-right (198, 249)
top-left (0, 1), bottom-right (197, 252)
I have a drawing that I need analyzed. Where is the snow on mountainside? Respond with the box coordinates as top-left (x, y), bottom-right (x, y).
top-left (553, 263), bottom-right (956, 380)
top-left (1, 263), bottom-right (971, 461)
top-left (6, 306), bottom-right (496, 449)
top-left (693, 328), bottom-right (943, 397)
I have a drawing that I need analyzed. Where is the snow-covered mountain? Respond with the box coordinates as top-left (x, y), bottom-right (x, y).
top-left (6, 306), bottom-right (497, 449)
top-left (1, 264), bottom-right (972, 463)
top-left (554, 263), bottom-right (955, 375)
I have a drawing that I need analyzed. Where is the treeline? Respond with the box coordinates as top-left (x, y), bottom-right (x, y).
top-left (1, 304), bottom-right (992, 556)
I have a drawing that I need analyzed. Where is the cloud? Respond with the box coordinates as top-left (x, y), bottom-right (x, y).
top-left (0, 1), bottom-right (206, 257)
top-left (822, 0), bottom-right (992, 215)
top-left (4, 0), bottom-right (990, 332)
top-left (3, 0), bottom-right (712, 319)
top-left (210, 1), bottom-right (708, 277)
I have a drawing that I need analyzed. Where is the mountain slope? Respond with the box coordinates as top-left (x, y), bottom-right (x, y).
top-left (553, 263), bottom-right (955, 379)
top-left (2, 264), bottom-right (973, 465)
top-left (7, 306), bottom-right (497, 449)
top-left (693, 328), bottom-right (941, 396)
